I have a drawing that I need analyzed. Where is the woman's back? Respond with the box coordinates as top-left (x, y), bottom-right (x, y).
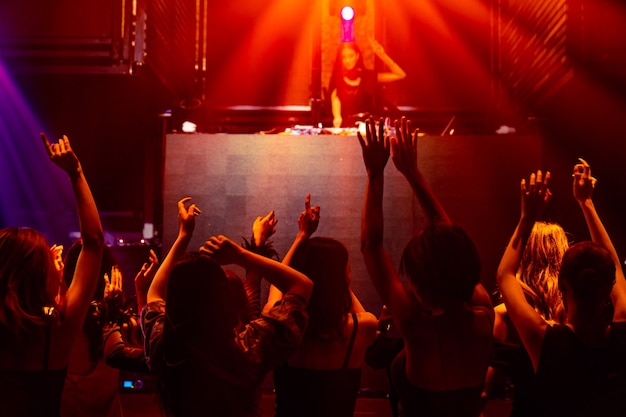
top-left (401, 305), bottom-right (493, 391)
top-left (62, 356), bottom-right (121, 417)
top-left (534, 322), bottom-right (626, 417)
top-left (283, 311), bottom-right (377, 369)
top-left (359, 117), bottom-right (495, 417)
top-left (273, 311), bottom-right (378, 417)
top-left (263, 206), bottom-right (379, 417)
top-left (390, 304), bottom-right (492, 417)
top-left (59, 243), bottom-right (125, 417)
top-left (62, 329), bottom-right (122, 417)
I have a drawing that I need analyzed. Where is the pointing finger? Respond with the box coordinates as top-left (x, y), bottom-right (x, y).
top-left (41, 132), bottom-right (53, 157)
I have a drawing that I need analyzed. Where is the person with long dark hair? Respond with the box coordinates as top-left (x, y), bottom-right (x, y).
top-left (329, 39), bottom-right (406, 128)
top-left (359, 117), bottom-right (494, 417)
top-left (0, 134), bottom-right (104, 417)
top-left (142, 197), bottom-right (313, 417)
top-left (61, 242), bottom-right (149, 417)
top-left (264, 194), bottom-right (378, 417)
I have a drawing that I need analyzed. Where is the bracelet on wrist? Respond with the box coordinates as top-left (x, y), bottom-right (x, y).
top-left (241, 235), bottom-right (280, 260)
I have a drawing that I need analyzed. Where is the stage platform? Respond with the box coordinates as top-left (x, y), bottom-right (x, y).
top-left (164, 105), bottom-right (518, 136)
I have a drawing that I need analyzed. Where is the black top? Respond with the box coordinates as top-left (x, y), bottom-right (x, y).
top-left (142, 293), bottom-right (309, 417)
top-left (273, 313), bottom-right (362, 417)
top-left (535, 322), bottom-right (626, 417)
top-left (391, 350), bottom-right (484, 417)
top-left (331, 69), bottom-right (379, 126)
top-left (0, 315), bottom-right (67, 417)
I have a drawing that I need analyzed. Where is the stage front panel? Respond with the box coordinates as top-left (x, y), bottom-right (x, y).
top-left (164, 133), bottom-right (541, 310)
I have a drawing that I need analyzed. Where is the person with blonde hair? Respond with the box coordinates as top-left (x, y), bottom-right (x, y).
top-left (486, 221), bottom-right (568, 416)
top-left (516, 222), bottom-right (568, 322)
top-left (496, 160), bottom-right (626, 416)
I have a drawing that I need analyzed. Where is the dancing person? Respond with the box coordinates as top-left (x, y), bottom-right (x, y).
top-left (61, 242), bottom-right (149, 417)
top-left (496, 160), bottom-right (626, 416)
top-left (329, 38), bottom-right (406, 128)
top-left (142, 197), bottom-right (313, 417)
top-left (0, 134), bottom-right (104, 417)
top-left (263, 194), bottom-right (378, 417)
top-left (484, 221), bottom-right (568, 416)
top-left (359, 116), bottom-right (494, 417)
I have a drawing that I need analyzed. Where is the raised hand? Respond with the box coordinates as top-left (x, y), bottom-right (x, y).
top-left (135, 249), bottom-right (159, 297)
top-left (41, 133), bottom-right (81, 176)
top-left (297, 193), bottom-right (320, 239)
top-left (572, 158), bottom-right (597, 203)
top-left (146, 199), bottom-right (198, 305)
top-left (358, 116), bottom-right (389, 177)
top-left (50, 244), bottom-right (65, 272)
top-left (177, 197), bottom-right (201, 239)
top-left (520, 170), bottom-right (551, 221)
top-left (252, 210), bottom-right (278, 246)
top-left (104, 265), bottom-right (123, 301)
top-left (199, 235), bottom-right (243, 266)
top-left (390, 117), bottom-right (418, 178)
top-left (368, 37), bottom-right (385, 56)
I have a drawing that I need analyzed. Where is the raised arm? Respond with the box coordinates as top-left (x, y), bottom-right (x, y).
top-left (573, 158), bottom-right (626, 321)
top-left (42, 133), bottom-right (104, 333)
top-left (146, 197), bottom-right (200, 305)
top-left (134, 249), bottom-right (159, 313)
top-left (390, 117), bottom-right (449, 226)
top-left (358, 117), bottom-right (409, 313)
top-left (369, 37), bottom-right (406, 82)
top-left (244, 210), bottom-right (279, 318)
top-left (496, 170), bottom-right (551, 371)
top-left (284, 194), bottom-right (320, 266)
top-left (102, 266), bottom-right (149, 373)
top-left (392, 119), bottom-right (494, 315)
top-left (262, 195), bottom-right (319, 314)
top-left (201, 235), bottom-right (313, 304)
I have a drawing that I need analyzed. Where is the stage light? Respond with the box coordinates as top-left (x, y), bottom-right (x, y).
top-left (340, 6), bottom-right (355, 42)
top-left (182, 121), bottom-right (197, 133)
top-left (341, 6), bottom-right (354, 21)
